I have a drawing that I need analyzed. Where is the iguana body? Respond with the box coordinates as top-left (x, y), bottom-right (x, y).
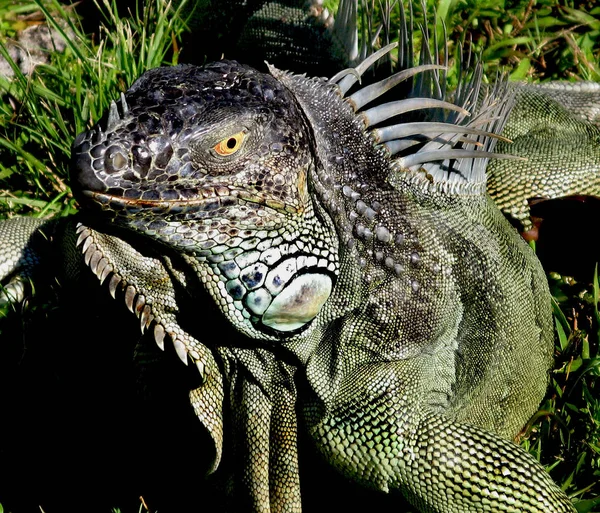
top-left (180, 0), bottom-right (352, 76)
top-left (0, 46), bottom-right (576, 511)
top-left (0, 0), bottom-right (596, 511)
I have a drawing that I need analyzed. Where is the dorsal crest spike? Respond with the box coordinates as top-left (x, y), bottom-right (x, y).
top-left (275, 0), bottom-right (517, 195)
top-left (334, 42), bottom-right (398, 94)
top-left (361, 98), bottom-right (470, 128)
top-left (335, 0), bottom-right (518, 190)
top-left (348, 64), bottom-right (447, 111)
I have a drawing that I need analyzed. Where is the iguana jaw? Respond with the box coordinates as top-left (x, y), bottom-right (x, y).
top-left (78, 188), bottom-right (338, 339)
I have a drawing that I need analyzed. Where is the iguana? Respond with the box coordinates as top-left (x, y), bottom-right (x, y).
top-left (0, 22), bottom-right (578, 512)
top-left (487, 81), bottom-right (600, 232)
top-left (1, 1), bottom-right (597, 511)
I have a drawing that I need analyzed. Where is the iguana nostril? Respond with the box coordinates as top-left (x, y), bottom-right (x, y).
top-left (105, 146), bottom-right (128, 174)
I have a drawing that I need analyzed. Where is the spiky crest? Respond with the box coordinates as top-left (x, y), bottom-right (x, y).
top-left (321, 0), bottom-right (517, 189)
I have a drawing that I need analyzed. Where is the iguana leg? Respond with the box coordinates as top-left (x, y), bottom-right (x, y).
top-left (0, 217), bottom-right (51, 304)
top-left (224, 352), bottom-right (302, 512)
top-left (72, 223), bottom-right (226, 472)
top-left (305, 360), bottom-right (575, 513)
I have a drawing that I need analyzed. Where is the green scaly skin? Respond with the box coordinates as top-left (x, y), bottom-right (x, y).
top-left (0, 0), bottom-right (596, 510)
top-left (487, 81), bottom-right (600, 231)
top-left (0, 52), bottom-right (576, 511)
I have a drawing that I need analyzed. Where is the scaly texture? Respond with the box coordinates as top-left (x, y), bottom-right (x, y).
top-left (0, 2), bottom-right (588, 511)
top-left (0, 216), bottom-right (47, 303)
top-left (180, 0), bottom-right (351, 76)
top-left (487, 82), bottom-right (600, 230)
top-left (7, 51), bottom-right (563, 511)
top-left (187, 0), bottom-right (600, 234)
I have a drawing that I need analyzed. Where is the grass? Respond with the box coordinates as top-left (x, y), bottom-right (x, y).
top-left (0, 0), bottom-right (187, 219)
top-left (0, 0), bottom-right (599, 511)
top-left (427, 0), bottom-right (600, 81)
top-left (525, 271), bottom-right (600, 510)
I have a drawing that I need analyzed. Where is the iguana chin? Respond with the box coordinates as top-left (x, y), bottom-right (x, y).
top-left (0, 37), bottom-right (577, 510)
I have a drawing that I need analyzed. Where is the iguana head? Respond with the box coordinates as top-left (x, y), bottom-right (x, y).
top-left (72, 61), bottom-right (312, 241)
top-left (71, 60), bottom-right (340, 339)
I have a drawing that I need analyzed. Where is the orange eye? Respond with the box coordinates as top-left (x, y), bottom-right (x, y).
top-left (214, 131), bottom-right (246, 156)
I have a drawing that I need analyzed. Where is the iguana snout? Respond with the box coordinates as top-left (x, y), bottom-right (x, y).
top-left (71, 61), bottom-right (312, 230)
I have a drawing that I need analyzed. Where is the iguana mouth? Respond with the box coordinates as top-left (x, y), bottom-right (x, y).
top-left (80, 188), bottom-right (303, 216)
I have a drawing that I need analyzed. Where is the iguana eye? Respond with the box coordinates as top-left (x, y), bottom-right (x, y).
top-left (213, 131), bottom-right (246, 156)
